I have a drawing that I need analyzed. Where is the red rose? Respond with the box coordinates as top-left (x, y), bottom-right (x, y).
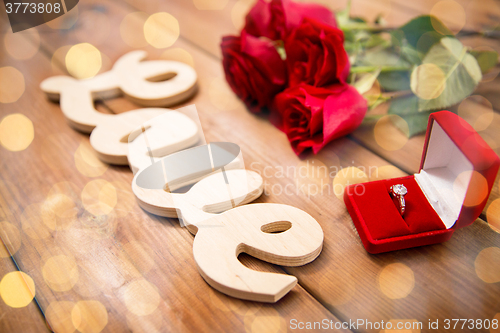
top-left (271, 84), bottom-right (367, 155)
top-left (244, 0), bottom-right (337, 40)
top-left (221, 31), bottom-right (286, 112)
top-left (285, 17), bottom-right (350, 87)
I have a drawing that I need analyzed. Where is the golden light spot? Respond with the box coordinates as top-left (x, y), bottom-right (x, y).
top-left (458, 95), bottom-right (494, 132)
top-left (209, 76), bottom-right (241, 112)
top-left (244, 309), bottom-right (286, 333)
top-left (231, 0), bottom-right (254, 30)
top-left (454, 170), bottom-right (488, 207)
top-left (41, 194), bottom-right (78, 231)
top-left (295, 159), bottom-right (330, 196)
top-left (4, 30), bottom-right (40, 60)
top-left (51, 45), bottom-right (72, 74)
top-left (475, 247), bottom-right (500, 283)
top-left (193, 0), bottom-right (228, 10)
top-left (71, 300), bottom-right (108, 333)
top-left (208, 287), bottom-right (262, 315)
top-left (74, 141), bottom-right (108, 178)
top-left (46, 6), bottom-right (78, 30)
top-left (79, 209), bottom-right (117, 240)
top-left (47, 181), bottom-right (81, 204)
top-left (430, 0), bottom-right (466, 34)
top-left (0, 222), bottom-right (21, 257)
top-left (81, 180), bottom-right (117, 216)
top-left (160, 48), bottom-right (195, 67)
top-left (0, 271), bottom-right (35, 308)
top-left (332, 167), bottom-right (369, 200)
top-left (126, 309), bottom-right (164, 333)
top-left (144, 12), bottom-right (180, 49)
top-left (45, 301), bottom-right (76, 333)
top-left (111, 180), bottom-right (135, 218)
top-left (0, 67), bottom-right (25, 104)
top-left (370, 165), bottom-right (407, 181)
top-left (385, 319), bottom-right (421, 332)
top-left (121, 241), bottom-right (155, 274)
top-left (120, 12), bottom-right (149, 48)
top-left (411, 63), bottom-right (446, 100)
top-left (487, 199), bottom-right (500, 233)
top-left (379, 263), bottom-right (415, 299)
top-left (0, 113), bottom-right (33, 151)
top-left (374, 115), bottom-right (409, 151)
top-left (123, 279), bottom-right (161, 316)
top-left (42, 255), bottom-right (79, 292)
top-left (21, 203), bottom-right (52, 239)
top-left (65, 43), bottom-right (102, 79)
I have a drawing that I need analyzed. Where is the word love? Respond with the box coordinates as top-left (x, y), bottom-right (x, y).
top-left (41, 50), bottom-right (199, 170)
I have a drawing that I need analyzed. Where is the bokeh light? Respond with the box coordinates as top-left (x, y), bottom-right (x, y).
top-left (81, 179), bottom-right (117, 216)
top-left (160, 48), bottom-right (195, 67)
top-left (123, 279), bottom-right (161, 316)
top-left (0, 221), bottom-right (21, 257)
top-left (193, 0), bottom-right (228, 10)
top-left (42, 254), bottom-right (79, 292)
top-left (0, 271), bottom-right (35, 308)
top-left (332, 167), bottom-right (369, 200)
top-left (45, 301), bottom-right (76, 333)
top-left (126, 309), bottom-right (164, 333)
top-left (231, 0), bottom-right (254, 30)
top-left (51, 45), bottom-right (72, 74)
top-left (411, 63), bottom-right (446, 100)
top-left (120, 12), bottom-right (149, 48)
top-left (486, 199), bottom-right (500, 233)
top-left (458, 95), bottom-right (494, 132)
top-left (65, 43), bottom-right (102, 79)
top-left (42, 193), bottom-right (78, 231)
top-left (430, 0), bottom-right (466, 34)
top-left (378, 263), bottom-right (415, 299)
top-left (243, 308), bottom-right (286, 333)
top-left (374, 115), bottom-right (409, 151)
top-left (454, 170), bottom-right (488, 207)
top-left (144, 12), bottom-right (180, 49)
top-left (71, 300), bottom-right (108, 333)
top-left (475, 247), bottom-right (500, 283)
top-left (110, 180), bottom-right (135, 218)
top-left (74, 141), bottom-right (108, 178)
top-left (4, 30), bottom-right (40, 60)
top-left (0, 113), bottom-right (33, 151)
top-left (294, 159), bottom-right (330, 196)
top-left (0, 67), bottom-right (25, 103)
top-left (209, 76), bottom-right (241, 112)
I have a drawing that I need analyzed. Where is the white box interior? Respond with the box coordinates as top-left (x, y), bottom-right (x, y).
top-left (414, 122), bottom-right (473, 229)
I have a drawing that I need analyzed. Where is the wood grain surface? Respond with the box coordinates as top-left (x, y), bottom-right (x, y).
top-left (0, 0), bottom-right (499, 332)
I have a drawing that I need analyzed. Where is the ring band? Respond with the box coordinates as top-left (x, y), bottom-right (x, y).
top-left (389, 184), bottom-right (407, 216)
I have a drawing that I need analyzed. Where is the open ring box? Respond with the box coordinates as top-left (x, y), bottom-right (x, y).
top-left (344, 111), bottom-right (500, 253)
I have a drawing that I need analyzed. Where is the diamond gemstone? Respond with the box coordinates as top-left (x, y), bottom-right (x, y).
top-left (393, 184), bottom-right (407, 195)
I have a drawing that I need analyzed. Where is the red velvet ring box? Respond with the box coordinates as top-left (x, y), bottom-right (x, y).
top-left (344, 111), bottom-right (500, 254)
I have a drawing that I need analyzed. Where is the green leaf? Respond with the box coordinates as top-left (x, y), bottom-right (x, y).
top-left (387, 95), bottom-right (432, 136)
top-left (411, 37), bottom-right (482, 111)
top-left (470, 49), bottom-right (499, 74)
top-left (401, 45), bottom-right (423, 64)
top-left (353, 68), bottom-right (381, 94)
top-left (393, 15), bottom-right (454, 54)
top-left (377, 70), bottom-right (411, 91)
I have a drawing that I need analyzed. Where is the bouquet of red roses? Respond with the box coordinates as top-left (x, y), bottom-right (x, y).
top-left (221, 0), bottom-right (367, 155)
top-left (221, 0), bottom-right (498, 156)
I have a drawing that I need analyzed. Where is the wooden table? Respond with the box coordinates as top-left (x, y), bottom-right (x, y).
top-left (1, 0), bottom-right (499, 332)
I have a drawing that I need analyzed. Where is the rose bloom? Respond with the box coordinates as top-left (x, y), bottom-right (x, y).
top-left (285, 17), bottom-right (350, 87)
top-left (244, 0), bottom-right (337, 40)
top-left (272, 84), bottom-right (367, 155)
top-left (221, 31), bottom-right (287, 112)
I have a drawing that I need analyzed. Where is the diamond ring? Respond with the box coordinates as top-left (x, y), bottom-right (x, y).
top-left (389, 184), bottom-right (407, 216)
